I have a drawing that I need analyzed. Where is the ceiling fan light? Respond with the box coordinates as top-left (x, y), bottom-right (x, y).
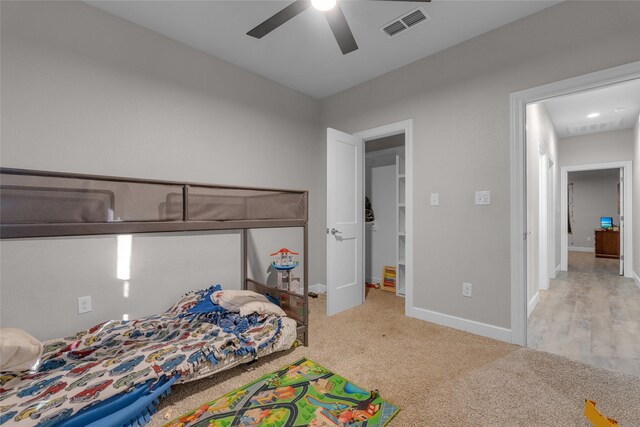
top-left (311, 0), bottom-right (336, 11)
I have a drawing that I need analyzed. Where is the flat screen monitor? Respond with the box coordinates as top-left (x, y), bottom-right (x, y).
top-left (600, 217), bottom-right (613, 229)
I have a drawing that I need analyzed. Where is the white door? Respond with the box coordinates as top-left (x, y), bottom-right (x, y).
top-left (326, 128), bottom-right (364, 316)
top-left (619, 167), bottom-right (624, 276)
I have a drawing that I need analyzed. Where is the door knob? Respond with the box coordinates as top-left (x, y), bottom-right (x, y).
top-left (331, 228), bottom-right (342, 235)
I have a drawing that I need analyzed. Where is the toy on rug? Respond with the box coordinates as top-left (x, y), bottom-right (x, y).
top-left (584, 400), bottom-right (618, 427)
top-left (271, 248), bottom-right (301, 294)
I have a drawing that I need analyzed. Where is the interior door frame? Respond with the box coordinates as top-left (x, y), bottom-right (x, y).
top-left (560, 161), bottom-right (632, 273)
top-left (355, 119), bottom-right (413, 316)
top-left (620, 167), bottom-right (625, 276)
top-left (538, 145), bottom-right (550, 292)
top-left (510, 60), bottom-right (640, 346)
top-left (548, 155), bottom-right (556, 281)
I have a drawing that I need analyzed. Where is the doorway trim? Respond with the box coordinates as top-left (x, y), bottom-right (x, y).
top-left (510, 60), bottom-right (640, 346)
top-left (355, 119), bottom-right (413, 316)
top-left (538, 145), bottom-right (551, 292)
top-left (560, 161), bottom-right (633, 275)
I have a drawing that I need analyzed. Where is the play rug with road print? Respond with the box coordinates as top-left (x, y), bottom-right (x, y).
top-left (164, 358), bottom-right (399, 427)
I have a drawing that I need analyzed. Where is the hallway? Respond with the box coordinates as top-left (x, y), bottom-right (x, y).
top-left (528, 251), bottom-right (640, 376)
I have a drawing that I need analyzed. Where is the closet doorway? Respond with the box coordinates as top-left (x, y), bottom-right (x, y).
top-left (326, 119), bottom-right (413, 317)
top-left (364, 135), bottom-right (406, 297)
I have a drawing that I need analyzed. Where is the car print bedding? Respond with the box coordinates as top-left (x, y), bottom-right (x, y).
top-left (0, 286), bottom-right (293, 427)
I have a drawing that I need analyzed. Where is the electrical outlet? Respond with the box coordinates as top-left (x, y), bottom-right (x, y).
top-left (462, 282), bottom-right (472, 298)
top-left (475, 191), bottom-right (491, 205)
top-left (430, 192), bottom-right (439, 206)
top-left (586, 236), bottom-right (591, 242)
top-left (78, 296), bottom-right (92, 314)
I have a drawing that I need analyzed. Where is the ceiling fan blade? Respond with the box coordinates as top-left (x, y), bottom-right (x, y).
top-left (247, 1), bottom-right (311, 39)
top-left (325, 4), bottom-right (358, 55)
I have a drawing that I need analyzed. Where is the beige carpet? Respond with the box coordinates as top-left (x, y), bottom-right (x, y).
top-left (149, 290), bottom-right (640, 426)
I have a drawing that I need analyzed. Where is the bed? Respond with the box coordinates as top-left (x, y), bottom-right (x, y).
top-left (0, 168), bottom-right (309, 426)
top-left (0, 286), bottom-right (297, 426)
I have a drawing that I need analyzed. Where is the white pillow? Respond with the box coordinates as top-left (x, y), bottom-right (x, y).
top-left (0, 328), bottom-right (43, 372)
top-left (211, 290), bottom-right (286, 317)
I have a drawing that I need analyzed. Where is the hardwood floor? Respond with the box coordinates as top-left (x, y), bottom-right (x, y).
top-left (528, 251), bottom-right (640, 376)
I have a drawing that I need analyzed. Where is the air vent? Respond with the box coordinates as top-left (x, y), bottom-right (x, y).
top-left (402, 10), bottom-right (427, 27)
top-left (380, 7), bottom-right (431, 38)
top-left (383, 21), bottom-right (406, 37)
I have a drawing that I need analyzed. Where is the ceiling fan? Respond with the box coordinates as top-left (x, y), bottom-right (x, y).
top-left (247, 0), bottom-right (431, 55)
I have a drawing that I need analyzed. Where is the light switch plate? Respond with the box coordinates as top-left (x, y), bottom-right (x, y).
top-left (430, 192), bottom-right (439, 206)
top-left (78, 296), bottom-right (92, 314)
top-left (475, 191), bottom-right (491, 205)
top-left (462, 283), bottom-right (472, 298)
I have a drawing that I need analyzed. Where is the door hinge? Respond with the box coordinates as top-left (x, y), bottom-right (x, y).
top-left (620, 255), bottom-right (624, 261)
top-left (620, 215), bottom-right (624, 222)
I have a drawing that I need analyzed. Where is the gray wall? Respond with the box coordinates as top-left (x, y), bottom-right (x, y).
top-left (0, 1), bottom-right (322, 339)
top-left (1, 232), bottom-right (242, 340)
top-left (568, 170), bottom-right (620, 249)
top-left (321, 1), bottom-right (640, 329)
top-left (526, 102), bottom-right (559, 307)
top-left (558, 129), bottom-right (635, 168)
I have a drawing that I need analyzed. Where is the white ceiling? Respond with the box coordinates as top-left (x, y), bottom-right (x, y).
top-left (542, 78), bottom-right (640, 139)
top-left (87, 0), bottom-right (559, 99)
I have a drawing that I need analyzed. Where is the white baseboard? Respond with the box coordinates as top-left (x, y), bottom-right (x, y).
top-left (634, 271), bottom-right (640, 288)
top-left (528, 292), bottom-right (540, 318)
top-left (309, 283), bottom-right (326, 294)
top-left (568, 246), bottom-right (594, 253)
top-left (407, 306), bottom-right (512, 343)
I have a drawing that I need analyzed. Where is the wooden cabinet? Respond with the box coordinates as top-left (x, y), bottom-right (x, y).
top-left (594, 229), bottom-right (620, 259)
